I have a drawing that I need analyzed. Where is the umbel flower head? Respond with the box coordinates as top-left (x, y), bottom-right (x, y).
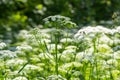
top-left (43, 15), bottom-right (77, 29)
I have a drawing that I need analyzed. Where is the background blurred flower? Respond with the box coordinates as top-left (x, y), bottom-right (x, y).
top-left (0, 42), bottom-right (6, 49)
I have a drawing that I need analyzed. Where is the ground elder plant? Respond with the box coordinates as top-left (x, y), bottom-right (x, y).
top-left (43, 15), bottom-right (77, 76)
top-left (0, 15), bottom-right (120, 80)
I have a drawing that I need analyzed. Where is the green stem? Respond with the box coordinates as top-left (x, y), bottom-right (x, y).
top-left (18, 62), bottom-right (28, 73)
top-left (55, 34), bottom-right (58, 75)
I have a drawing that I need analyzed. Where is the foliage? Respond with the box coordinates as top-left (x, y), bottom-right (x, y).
top-left (0, 0), bottom-right (120, 80)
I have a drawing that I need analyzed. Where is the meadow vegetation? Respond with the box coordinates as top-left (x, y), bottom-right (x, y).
top-left (0, 0), bottom-right (120, 80)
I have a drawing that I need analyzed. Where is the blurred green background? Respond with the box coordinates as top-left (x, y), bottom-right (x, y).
top-left (0, 0), bottom-right (120, 42)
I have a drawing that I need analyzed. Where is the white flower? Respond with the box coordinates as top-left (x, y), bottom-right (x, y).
top-left (60, 62), bottom-right (83, 70)
top-left (96, 25), bottom-right (112, 34)
top-left (37, 33), bottom-right (50, 39)
top-left (99, 34), bottom-right (113, 44)
top-left (39, 53), bottom-right (53, 60)
top-left (111, 29), bottom-right (118, 34)
top-left (16, 45), bottom-right (32, 51)
top-left (51, 17), bottom-right (56, 21)
top-left (65, 45), bottom-right (77, 50)
top-left (74, 32), bottom-right (84, 39)
top-left (62, 49), bottom-right (76, 54)
top-left (107, 59), bottom-right (118, 66)
top-left (85, 47), bottom-right (94, 54)
top-left (75, 52), bottom-right (85, 61)
top-left (97, 53), bottom-right (113, 60)
top-left (6, 59), bottom-right (27, 66)
top-left (21, 64), bottom-right (43, 73)
top-left (47, 75), bottom-right (66, 80)
top-left (60, 49), bottom-right (75, 62)
top-left (0, 42), bottom-right (6, 49)
top-left (24, 64), bottom-right (39, 70)
top-left (60, 38), bottom-right (73, 43)
top-left (116, 26), bottom-right (120, 33)
top-left (13, 76), bottom-right (28, 80)
top-left (47, 44), bottom-right (62, 52)
top-left (0, 50), bottom-right (16, 59)
top-left (113, 38), bottom-right (120, 45)
top-left (40, 39), bottom-right (51, 44)
top-left (74, 26), bottom-right (112, 40)
top-left (97, 44), bottom-right (113, 53)
top-left (18, 30), bottom-right (30, 39)
top-left (113, 51), bottom-right (120, 59)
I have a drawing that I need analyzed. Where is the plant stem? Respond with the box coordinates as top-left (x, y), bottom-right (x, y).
top-left (55, 34), bottom-right (58, 75)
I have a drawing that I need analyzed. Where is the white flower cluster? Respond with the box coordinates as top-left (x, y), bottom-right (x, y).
top-left (6, 59), bottom-right (27, 66)
top-left (39, 53), bottom-right (53, 60)
top-left (0, 50), bottom-right (16, 59)
top-left (13, 76), bottom-right (28, 80)
top-left (43, 15), bottom-right (70, 23)
top-left (0, 42), bottom-right (6, 49)
top-left (116, 26), bottom-right (120, 33)
top-left (62, 49), bottom-right (76, 55)
top-left (107, 59), bottom-right (118, 67)
top-left (47, 75), bottom-right (66, 80)
top-left (65, 45), bottom-right (77, 50)
top-left (18, 30), bottom-right (32, 39)
top-left (60, 62), bottom-right (83, 71)
top-left (60, 38), bottom-right (73, 43)
top-left (24, 64), bottom-right (40, 70)
top-left (74, 26), bottom-right (120, 40)
top-left (113, 51), bottom-right (120, 59)
top-left (43, 15), bottom-right (77, 28)
top-left (47, 44), bottom-right (62, 52)
top-left (16, 45), bottom-right (32, 51)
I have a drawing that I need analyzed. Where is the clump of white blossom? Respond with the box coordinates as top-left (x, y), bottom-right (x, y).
top-left (0, 50), bottom-right (16, 59)
top-left (113, 51), bottom-right (120, 59)
top-left (60, 38), bottom-right (73, 43)
top-left (16, 44), bottom-right (32, 51)
top-left (47, 44), bottom-right (62, 53)
top-left (65, 45), bottom-right (77, 50)
top-left (60, 49), bottom-right (76, 62)
top-left (18, 30), bottom-right (32, 39)
top-left (23, 64), bottom-right (43, 73)
top-left (39, 52), bottom-right (54, 61)
top-left (97, 44), bottom-right (113, 53)
top-left (47, 75), bottom-right (66, 80)
top-left (43, 15), bottom-right (77, 28)
top-left (6, 59), bottom-right (27, 67)
top-left (99, 34), bottom-right (113, 45)
top-left (0, 42), bottom-right (6, 49)
top-left (75, 52), bottom-right (85, 61)
top-left (13, 76), bottom-right (28, 80)
top-left (116, 26), bottom-right (120, 33)
top-left (74, 26), bottom-right (111, 38)
top-left (107, 59), bottom-right (118, 67)
top-left (74, 25), bottom-right (119, 40)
